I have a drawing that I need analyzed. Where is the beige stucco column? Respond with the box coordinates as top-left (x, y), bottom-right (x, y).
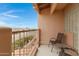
top-left (0, 27), bottom-right (12, 56)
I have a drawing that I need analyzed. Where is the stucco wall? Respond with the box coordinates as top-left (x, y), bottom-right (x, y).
top-left (0, 27), bottom-right (12, 56)
top-left (38, 11), bottom-right (64, 44)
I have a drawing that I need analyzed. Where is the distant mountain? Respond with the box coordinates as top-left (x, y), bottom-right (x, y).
top-left (12, 28), bottom-right (29, 31)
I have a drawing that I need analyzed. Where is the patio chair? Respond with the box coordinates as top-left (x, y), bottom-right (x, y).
top-left (59, 47), bottom-right (78, 56)
top-left (48, 33), bottom-right (65, 52)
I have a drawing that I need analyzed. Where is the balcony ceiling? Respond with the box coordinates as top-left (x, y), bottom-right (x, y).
top-left (33, 3), bottom-right (50, 13)
top-left (37, 3), bottom-right (50, 10)
top-left (55, 3), bottom-right (67, 10)
top-left (33, 3), bottom-right (68, 14)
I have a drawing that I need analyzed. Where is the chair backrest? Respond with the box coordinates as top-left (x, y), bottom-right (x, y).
top-left (56, 33), bottom-right (64, 43)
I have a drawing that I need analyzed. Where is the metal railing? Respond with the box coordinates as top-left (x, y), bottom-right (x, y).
top-left (12, 29), bottom-right (39, 56)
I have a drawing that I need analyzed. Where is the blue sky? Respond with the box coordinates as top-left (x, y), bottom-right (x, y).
top-left (0, 3), bottom-right (38, 29)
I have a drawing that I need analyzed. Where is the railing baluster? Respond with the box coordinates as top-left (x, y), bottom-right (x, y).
top-left (27, 31), bottom-right (29, 55)
top-left (13, 33), bottom-right (15, 56)
top-left (23, 32), bottom-right (25, 56)
top-left (19, 32), bottom-right (21, 56)
top-left (25, 31), bottom-right (27, 55)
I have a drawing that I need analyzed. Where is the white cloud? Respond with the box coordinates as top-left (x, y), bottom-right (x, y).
top-left (0, 10), bottom-right (14, 15)
top-left (3, 14), bottom-right (18, 18)
top-left (0, 10), bottom-right (19, 18)
top-left (0, 10), bottom-right (23, 28)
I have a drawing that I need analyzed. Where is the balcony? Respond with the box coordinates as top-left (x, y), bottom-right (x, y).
top-left (0, 27), bottom-right (78, 56)
top-left (0, 3), bottom-right (79, 56)
top-left (0, 27), bottom-right (63, 56)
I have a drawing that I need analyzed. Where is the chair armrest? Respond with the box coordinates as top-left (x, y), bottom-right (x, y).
top-left (50, 37), bottom-right (56, 41)
top-left (50, 37), bottom-right (56, 39)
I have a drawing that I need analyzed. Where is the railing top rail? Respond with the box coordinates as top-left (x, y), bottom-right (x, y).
top-left (12, 29), bottom-right (38, 34)
top-left (26, 36), bottom-right (36, 47)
